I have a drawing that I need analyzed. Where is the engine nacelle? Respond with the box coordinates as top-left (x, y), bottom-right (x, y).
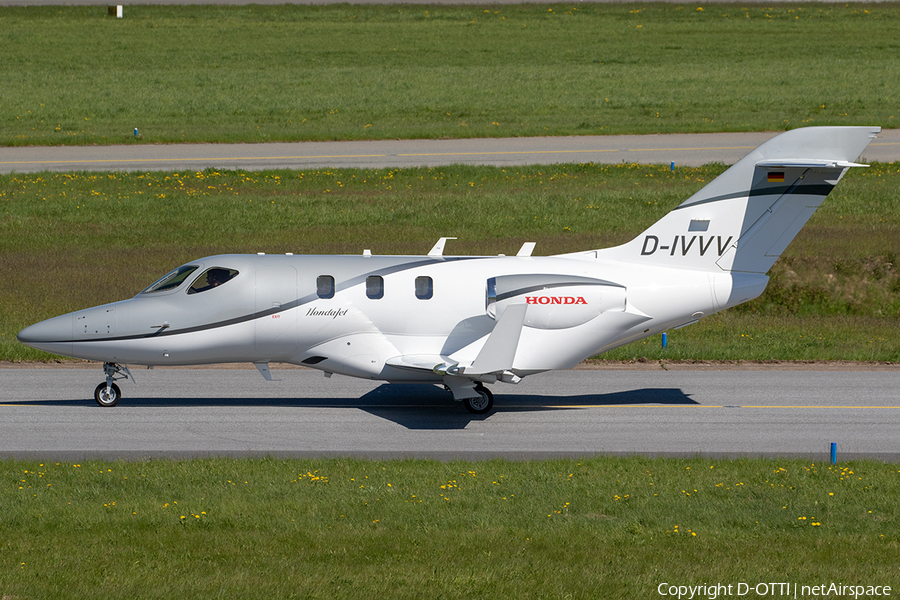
top-left (486, 274), bottom-right (626, 330)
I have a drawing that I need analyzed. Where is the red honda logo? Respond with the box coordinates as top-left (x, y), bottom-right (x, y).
top-left (525, 296), bottom-right (587, 305)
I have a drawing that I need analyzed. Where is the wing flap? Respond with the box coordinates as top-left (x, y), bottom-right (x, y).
top-left (386, 354), bottom-right (460, 375)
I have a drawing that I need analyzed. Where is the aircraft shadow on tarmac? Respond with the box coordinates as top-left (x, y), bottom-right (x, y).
top-left (362, 385), bottom-right (697, 429)
top-left (17, 385), bottom-right (696, 430)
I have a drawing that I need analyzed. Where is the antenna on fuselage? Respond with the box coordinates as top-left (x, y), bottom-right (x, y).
top-left (517, 242), bottom-right (536, 257)
top-left (428, 237), bottom-right (457, 257)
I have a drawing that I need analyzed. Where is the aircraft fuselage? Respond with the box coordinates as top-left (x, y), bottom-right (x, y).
top-left (19, 252), bottom-right (744, 382)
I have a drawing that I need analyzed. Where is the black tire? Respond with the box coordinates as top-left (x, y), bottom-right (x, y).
top-left (464, 387), bottom-right (493, 414)
top-left (94, 382), bottom-right (121, 407)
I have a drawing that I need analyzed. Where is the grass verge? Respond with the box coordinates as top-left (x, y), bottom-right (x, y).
top-left (1, 457), bottom-right (898, 599)
top-left (2, 3), bottom-right (899, 145)
top-left (2, 162), bottom-right (898, 362)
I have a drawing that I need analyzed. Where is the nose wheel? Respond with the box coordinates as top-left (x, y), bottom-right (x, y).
top-left (94, 382), bottom-right (121, 407)
top-left (94, 362), bottom-right (133, 407)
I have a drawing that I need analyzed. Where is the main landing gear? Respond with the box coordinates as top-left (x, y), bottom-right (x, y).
top-left (94, 362), bottom-right (133, 407)
top-left (444, 378), bottom-right (496, 414)
top-left (463, 384), bottom-right (494, 415)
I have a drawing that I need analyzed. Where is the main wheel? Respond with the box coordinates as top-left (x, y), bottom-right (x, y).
top-left (94, 382), bottom-right (121, 407)
top-left (464, 386), bottom-right (493, 415)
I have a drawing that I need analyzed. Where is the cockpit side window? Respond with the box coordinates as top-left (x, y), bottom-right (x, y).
top-left (141, 265), bottom-right (199, 294)
top-left (188, 268), bottom-right (239, 294)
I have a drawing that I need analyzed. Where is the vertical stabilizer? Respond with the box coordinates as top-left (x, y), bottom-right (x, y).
top-left (602, 126), bottom-right (880, 274)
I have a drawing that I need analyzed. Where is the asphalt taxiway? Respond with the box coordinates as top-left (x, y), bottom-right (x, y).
top-left (1, 367), bottom-right (898, 461)
top-left (2, 130), bottom-right (899, 174)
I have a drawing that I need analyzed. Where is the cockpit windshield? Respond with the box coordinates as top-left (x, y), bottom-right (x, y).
top-left (141, 265), bottom-right (199, 294)
top-left (188, 268), bottom-right (239, 294)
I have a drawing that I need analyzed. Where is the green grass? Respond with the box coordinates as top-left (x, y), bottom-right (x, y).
top-left (1, 3), bottom-right (899, 145)
top-left (2, 162), bottom-right (898, 362)
top-left (1, 457), bottom-right (898, 598)
top-left (604, 313), bottom-right (900, 362)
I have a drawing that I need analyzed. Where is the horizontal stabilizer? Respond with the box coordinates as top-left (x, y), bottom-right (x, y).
top-left (755, 159), bottom-right (869, 169)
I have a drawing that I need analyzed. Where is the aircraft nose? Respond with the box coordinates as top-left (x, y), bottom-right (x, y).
top-left (17, 314), bottom-right (74, 355)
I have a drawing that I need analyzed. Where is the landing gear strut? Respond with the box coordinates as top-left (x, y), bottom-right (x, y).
top-left (94, 362), bottom-right (133, 407)
top-left (463, 384), bottom-right (494, 415)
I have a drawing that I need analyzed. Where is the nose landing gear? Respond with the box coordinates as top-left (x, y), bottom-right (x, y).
top-left (94, 382), bottom-right (121, 407)
top-left (94, 362), bottom-right (133, 407)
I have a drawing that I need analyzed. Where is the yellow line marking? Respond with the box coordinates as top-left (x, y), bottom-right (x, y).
top-left (548, 405), bottom-right (900, 409)
top-left (2, 141), bottom-right (898, 167)
top-left (742, 405), bottom-right (900, 409)
top-left (0, 145), bottom-right (774, 166)
top-left (397, 149), bottom-right (618, 157)
top-left (627, 146), bottom-right (756, 152)
top-left (398, 146), bottom-right (756, 157)
top-left (0, 154), bottom-right (389, 166)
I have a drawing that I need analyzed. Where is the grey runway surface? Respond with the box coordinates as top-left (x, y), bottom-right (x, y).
top-left (2, 131), bottom-right (898, 174)
top-left (2, 367), bottom-right (898, 461)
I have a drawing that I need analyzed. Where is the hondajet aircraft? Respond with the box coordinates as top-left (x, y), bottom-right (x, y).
top-left (18, 126), bottom-right (879, 413)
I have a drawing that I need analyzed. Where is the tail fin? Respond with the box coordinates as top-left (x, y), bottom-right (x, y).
top-left (605, 126), bottom-right (880, 273)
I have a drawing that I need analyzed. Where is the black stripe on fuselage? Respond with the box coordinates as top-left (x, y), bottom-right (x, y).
top-left (43, 256), bottom-right (484, 344)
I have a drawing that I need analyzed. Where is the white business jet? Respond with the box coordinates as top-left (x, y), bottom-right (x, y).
top-left (18, 126), bottom-right (880, 413)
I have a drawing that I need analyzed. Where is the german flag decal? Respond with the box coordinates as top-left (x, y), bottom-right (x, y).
top-left (767, 172), bottom-right (785, 183)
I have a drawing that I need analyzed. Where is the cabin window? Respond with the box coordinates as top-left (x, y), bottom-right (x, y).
top-left (415, 276), bottom-right (433, 300)
top-left (188, 268), bottom-right (239, 295)
top-left (317, 275), bottom-right (335, 299)
top-left (366, 276), bottom-right (384, 299)
top-left (141, 265), bottom-right (199, 294)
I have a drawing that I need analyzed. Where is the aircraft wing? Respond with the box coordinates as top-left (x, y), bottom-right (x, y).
top-left (467, 303), bottom-right (527, 375)
top-left (387, 303), bottom-right (528, 378)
